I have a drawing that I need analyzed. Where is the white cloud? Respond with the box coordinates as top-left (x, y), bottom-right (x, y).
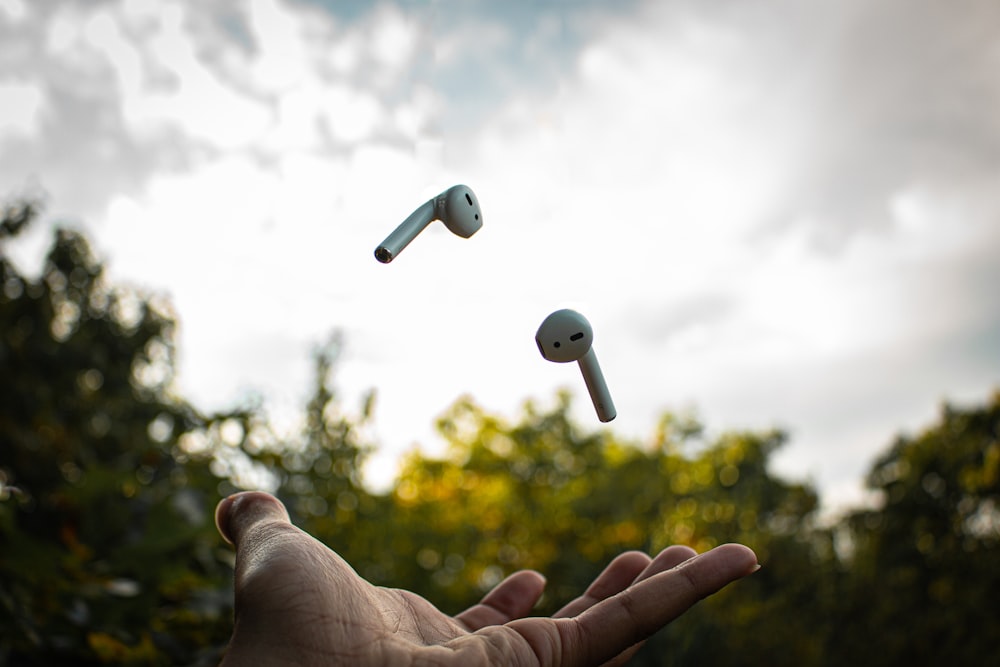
top-left (0, 80), bottom-right (45, 139)
top-left (319, 85), bottom-right (385, 144)
top-left (82, 10), bottom-right (144, 94)
top-left (124, 5), bottom-right (272, 148)
top-left (450, 0), bottom-right (1000, 505)
top-left (432, 15), bottom-right (510, 68)
top-left (3, 0), bottom-right (998, 510)
top-left (246, 0), bottom-right (311, 90)
top-left (0, 0), bottom-right (26, 23)
top-left (368, 4), bottom-right (421, 71)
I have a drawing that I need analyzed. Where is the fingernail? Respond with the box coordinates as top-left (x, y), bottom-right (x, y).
top-left (215, 494), bottom-right (239, 545)
top-left (214, 491), bottom-right (291, 547)
top-left (750, 563), bottom-right (762, 573)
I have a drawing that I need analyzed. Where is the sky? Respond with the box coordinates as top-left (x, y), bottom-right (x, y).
top-left (2, 0), bottom-right (999, 513)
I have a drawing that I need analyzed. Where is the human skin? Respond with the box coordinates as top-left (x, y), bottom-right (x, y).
top-left (216, 491), bottom-right (759, 667)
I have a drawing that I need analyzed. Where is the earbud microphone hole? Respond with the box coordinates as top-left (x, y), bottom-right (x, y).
top-left (535, 308), bottom-right (616, 422)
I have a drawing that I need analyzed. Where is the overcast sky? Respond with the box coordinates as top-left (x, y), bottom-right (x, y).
top-left (2, 0), bottom-right (998, 513)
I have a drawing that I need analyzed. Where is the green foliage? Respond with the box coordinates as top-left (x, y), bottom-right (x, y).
top-left (268, 333), bottom-right (390, 577)
top-left (832, 394), bottom-right (1000, 664)
top-left (385, 395), bottom-right (833, 665)
top-left (0, 204), bottom-right (237, 665)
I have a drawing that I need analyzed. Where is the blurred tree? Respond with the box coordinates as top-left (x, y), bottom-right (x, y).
top-left (0, 202), bottom-right (244, 665)
top-left (386, 392), bottom-right (625, 610)
top-left (650, 425), bottom-right (834, 666)
top-left (383, 394), bottom-right (831, 665)
top-left (267, 333), bottom-right (390, 578)
top-left (831, 393), bottom-right (1000, 665)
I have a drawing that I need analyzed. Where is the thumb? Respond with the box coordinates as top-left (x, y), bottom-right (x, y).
top-left (215, 491), bottom-right (291, 547)
top-left (215, 493), bottom-right (315, 666)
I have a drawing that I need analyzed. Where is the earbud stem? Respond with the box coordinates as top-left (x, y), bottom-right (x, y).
top-left (579, 348), bottom-right (616, 422)
top-left (375, 199), bottom-right (435, 263)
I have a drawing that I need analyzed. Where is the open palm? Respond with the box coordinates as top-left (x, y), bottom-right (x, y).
top-left (216, 492), bottom-right (757, 667)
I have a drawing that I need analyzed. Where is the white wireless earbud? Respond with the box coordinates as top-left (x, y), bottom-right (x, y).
top-left (535, 309), bottom-right (617, 422)
top-left (375, 185), bottom-right (483, 263)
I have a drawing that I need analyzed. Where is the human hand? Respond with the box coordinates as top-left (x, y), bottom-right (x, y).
top-left (215, 492), bottom-right (758, 666)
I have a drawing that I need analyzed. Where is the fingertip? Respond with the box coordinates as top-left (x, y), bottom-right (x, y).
top-left (456, 569), bottom-right (549, 630)
top-left (524, 569), bottom-right (547, 590)
top-left (215, 494), bottom-right (238, 545)
top-left (515, 568), bottom-right (547, 584)
top-left (497, 569), bottom-right (547, 597)
top-left (215, 491), bottom-right (290, 546)
top-left (657, 544), bottom-right (698, 563)
top-left (713, 543), bottom-right (760, 575)
top-left (612, 550), bottom-right (654, 571)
